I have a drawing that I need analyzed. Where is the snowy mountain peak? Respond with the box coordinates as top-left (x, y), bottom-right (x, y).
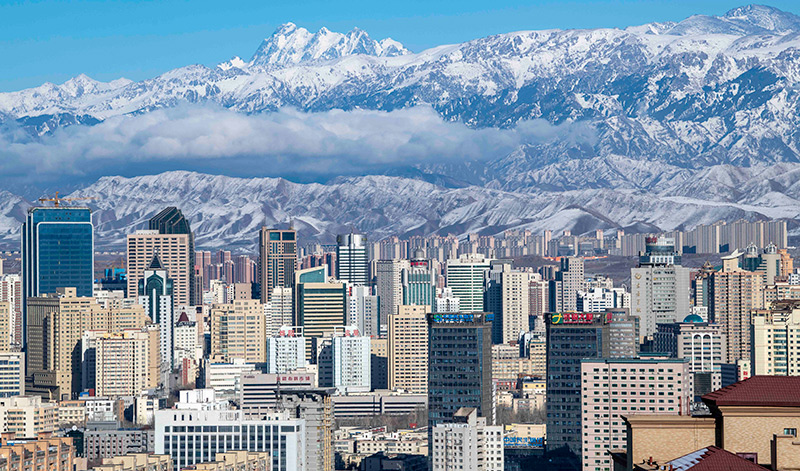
top-left (663, 4), bottom-right (800, 36)
top-left (248, 22), bottom-right (410, 68)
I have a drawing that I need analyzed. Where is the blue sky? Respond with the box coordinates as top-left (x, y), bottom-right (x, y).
top-left (1, 0), bottom-right (799, 92)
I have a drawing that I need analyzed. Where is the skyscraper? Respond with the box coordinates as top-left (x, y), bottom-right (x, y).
top-left (401, 249), bottom-right (436, 309)
top-left (137, 254), bottom-right (174, 370)
top-left (148, 207), bottom-right (198, 305)
top-left (22, 205), bottom-right (93, 349)
top-left (389, 305), bottom-right (429, 394)
top-left (336, 232), bottom-right (369, 285)
top-left (709, 267), bottom-right (763, 364)
top-left (630, 237), bottom-right (691, 339)
top-left (428, 312), bottom-right (493, 434)
top-left (545, 309), bottom-right (638, 455)
top-left (376, 259), bottom-right (410, 331)
top-left (295, 266), bottom-right (347, 357)
top-left (259, 228), bottom-right (297, 303)
top-left (549, 256), bottom-right (584, 312)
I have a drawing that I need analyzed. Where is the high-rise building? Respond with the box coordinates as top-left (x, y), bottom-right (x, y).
top-left (22, 205), bottom-right (93, 349)
top-left (430, 407), bottom-right (504, 471)
top-left (317, 326), bottom-right (371, 394)
top-left (580, 358), bottom-right (692, 471)
top-left (81, 327), bottom-right (159, 397)
top-left (295, 266), bottom-right (346, 357)
top-left (428, 312), bottom-right (493, 434)
top-left (0, 352), bottom-right (24, 398)
top-left (653, 317), bottom-right (727, 394)
top-left (708, 266), bottom-right (763, 364)
top-left (26, 287), bottom-right (150, 400)
top-left (435, 287), bottom-right (460, 313)
top-left (751, 300), bottom-right (800, 376)
top-left (0, 395), bottom-right (58, 438)
top-left (446, 254), bottom-right (492, 312)
top-left (487, 263), bottom-right (532, 345)
top-left (258, 228), bottom-right (297, 303)
top-left (549, 256), bottom-right (584, 312)
top-left (0, 274), bottom-right (22, 348)
top-left (376, 259), bottom-right (410, 331)
top-left (630, 237), bottom-right (691, 339)
top-left (336, 232), bottom-right (369, 285)
top-left (266, 326), bottom-right (307, 374)
top-left (389, 305), bottom-right (429, 394)
top-left (137, 254), bottom-right (174, 370)
top-left (148, 207), bottom-right (198, 305)
top-left (267, 287), bottom-right (293, 336)
top-left (173, 312), bottom-right (197, 367)
top-left (347, 285), bottom-right (380, 337)
top-left (402, 249), bottom-right (436, 309)
top-left (127, 228), bottom-right (192, 308)
top-left (209, 299), bottom-right (266, 363)
top-left (546, 309), bottom-right (639, 455)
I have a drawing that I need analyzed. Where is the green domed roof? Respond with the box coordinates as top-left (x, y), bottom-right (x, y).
top-left (683, 314), bottom-right (704, 323)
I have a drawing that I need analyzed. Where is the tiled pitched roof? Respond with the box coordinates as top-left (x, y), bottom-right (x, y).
top-left (668, 446), bottom-right (767, 471)
top-left (702, 376), bottom-right (800, 407)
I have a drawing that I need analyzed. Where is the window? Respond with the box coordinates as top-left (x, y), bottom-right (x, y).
top-left (784, 428), bottom-right (797, 437)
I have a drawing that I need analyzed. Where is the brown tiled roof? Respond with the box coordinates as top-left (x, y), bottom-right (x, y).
top-left (177, 312), bottom-right (190, 323)
top-left (702, 376), bottom-right (800, 407)
top-left (668, 446), bottom-right (767, 471)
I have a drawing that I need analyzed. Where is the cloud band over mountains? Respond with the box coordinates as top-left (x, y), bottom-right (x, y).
top-left (0, 105), bottom-right (595, 185)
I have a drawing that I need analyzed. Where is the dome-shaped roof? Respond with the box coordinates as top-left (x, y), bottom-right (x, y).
top-left (683, 314), bottom-right (704, 323)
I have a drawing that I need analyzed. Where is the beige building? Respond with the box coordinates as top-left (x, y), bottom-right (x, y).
top-left (0, 435), bottom-right (74, 471)
top-left (93, 453), bottom-right (172, 471)
top-left (617, 376), bottom-right (800, 470)
top-left (430, 407), bottom-right (503, 471)
top-left (751, 300), bottom-right (800, 376)
top-left (0, 302), bottom-right (10, 353)
top-left (388, 305), bottom-right (429, 394)
top-left (127, 229), bottom-right (192, 306)
top-left (0, 396), bottom-right (58, 438)
top-left (57, 400), bottom-right (86, 427)
top-left (210, 299), bottom-right (266, 363)
top-left (82, 328), bottom-right (160, 397)
top-left (259, 228), bottom-right (297, 303)
top-left (500, 271), bottom-right (532, 344)
top-left (26, 288), bottom-right (150, 400)
top-left (708, 269), bottom-right (763, 363)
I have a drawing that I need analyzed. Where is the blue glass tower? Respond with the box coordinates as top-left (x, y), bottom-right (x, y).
top-left (22, 206), bottom-right (93, 349)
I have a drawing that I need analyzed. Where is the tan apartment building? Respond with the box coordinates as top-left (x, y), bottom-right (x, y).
top-left (26, 287), bottom-right (150, 400)
top-left (0, 435), bottom-right (73, 471)
top-left (0, 396), bottom-right (58, 438)
top-left (188, 451), bottom-right (271, 471)
top-left (708, 269), bottom-right (763, 363)
top-left (752, 300), bottom-right (800, 376)
top-left (210, 299), bottom-right (266, 363)
top-left (388, 305), bottom-right (429, 394)
top-left (82, 327), bottom-right (160, 397)
top-left (127, 229), bottom-right (191, 306)
top-left (93, 453), bottom-right (172, 471)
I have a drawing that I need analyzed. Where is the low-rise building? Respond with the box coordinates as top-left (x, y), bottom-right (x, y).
top-left (0, 396), bottom-right (58, 438)
top-left (184, 451), bottom-right (271, 471)
top-left (0, 435), bottom-right (74, 471)
top-left (92, 453), bottom-right (171, 471)
top-left (430, 407), bottom-right (503, 471)
top-left (84, 428), bottom-right (154, 466)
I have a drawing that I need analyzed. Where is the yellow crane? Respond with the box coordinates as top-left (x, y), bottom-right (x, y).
top-left (38, 191), bottom-right (97, 207)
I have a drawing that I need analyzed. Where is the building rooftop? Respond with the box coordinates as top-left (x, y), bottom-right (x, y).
top-left (666, 446), bottom-right (767, 471)
top-left (702, 376), bottom-right (800, 407)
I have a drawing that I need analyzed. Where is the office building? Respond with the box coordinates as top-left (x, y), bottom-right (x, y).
top-left (347, 285), bottom-right (380, 337)
top-left (81, 328), bottom-right (159, 397)
top-left (239, 372), bottom-right (316, 417)
top-left (85, 428), bottom-right (154, 466)
top-left (546, 309), bottom-right (638, 455)
top-left (26, 288), bottom-right (149, 400)
top-left (317, 326), bottom-right (371, 394)
top-left (430, 407), bottom-right (503, 471)
top-left (489, 265), bottom-right (532, 345)
top-left (630, 237), bottom-right (691, 339)
top-left (266, 326), bottom-right (307, 374)
top-left (22, 205), bottom-right (93, 349)
top-left (155, 389), bottom-right (306, 471)
top-left (295, 266), bottom-right (346, 357)
top-left (336, 232), bottom-right (369, 285)
top-left (389, 305), bottom-right (429, 394)
top-left (259, 228), bottom-right (297, 303)
top-left (376, 259), bottom-right (410, 330)
top-left (434, 288), bottom-right (460, 313)
top-left (137, 254), bottom-right (174, 370)
top-left (173, 312), bottom-right (197, 366)
top-left (446, 254), bottom-right (491, 312)
top-left (580, 358), bottom-right (692, 471)
top-left (200, 360), bottom-right (257, 401)
top-left (402, 249), bottom-right (436, 309)
top-left (653, 318), bottom-right (726, 395)
top-left (209, 299), bottom-right (266, 363)
top-left (127, 228), bottom-right (192, 308)
top-left (428, 312), bottom-right (493, 434)
top-left (370, 337), bottom-right (389, 390)
top-left (0, 395), bottom-right (58, 438)
top-left (751, 300), bottom-right (800, 375)
top-left (549, 256), bottom-right (584, 312)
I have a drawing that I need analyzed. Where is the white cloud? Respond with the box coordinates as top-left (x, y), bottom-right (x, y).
top-left (0, 104), bottom-right (596, 183)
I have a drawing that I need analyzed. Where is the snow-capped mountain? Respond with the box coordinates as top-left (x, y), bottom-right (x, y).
top-left (3, 6), bottom-right (800, 247)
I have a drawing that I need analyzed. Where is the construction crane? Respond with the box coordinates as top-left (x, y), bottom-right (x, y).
top-left (38, 191), bottom-right (97, 208)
